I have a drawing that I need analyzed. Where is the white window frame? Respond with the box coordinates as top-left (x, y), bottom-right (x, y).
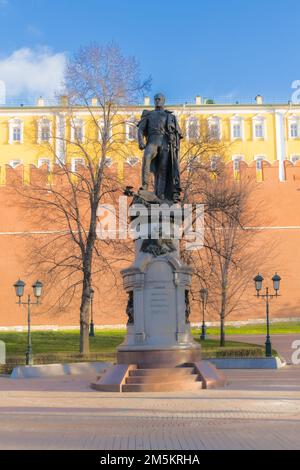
top-left (9, 118), bottom-right (24, 144)
top-left (71, 157), bottom-right (85, 173)
top-left (70, 118), bottom-right (85, 143)
top-left (232, 123), bottom-right (242, 140)
top-left (126, 156), bottom-right (140, 166)
top-left (254, 155), bottom-right (267, 170)
top-left (230, 115), bottom-right (244, 141)
top-left (186, 116), bottom-right (200, 141)
top-left (290, 154), bottom-right (300, 164)
top-left (210, 155), bottom-right (221, 171)
top-left (208, 116), bottom-right (221, 140)
top-left (288, 116), bottom-right (300, 139)
top-left (13, 127), bottom-right (21, 142)
top-left (98, 119), bottom-right (112, 142)
top-left (104, 157), bottom-right (113, 167)
top-left (186, 154), bottom-right (199, 171)
top-left (287, 114), bottom-right (300, 140)
top-left (37, 117), bottom-right (52, 144)
top-left (254, 123), bottom-right (264, 139)
top-left (232, 155), bottom-right (244, 171)
top-left (9, 159), bottom-right (23, 168)
top-left (252, 115), bottom-right (266, 140)
top-left (38, 158), bottom-right (51, 171)
top-left (125, 116), bottom-right (138, 142)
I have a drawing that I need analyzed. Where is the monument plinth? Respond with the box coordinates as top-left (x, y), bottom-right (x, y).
top-left (117, 239), bottom-right (201, 367)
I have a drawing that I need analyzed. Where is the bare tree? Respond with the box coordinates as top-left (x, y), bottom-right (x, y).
top-left (201, 174), bottom-right (256, 346)
top-left (175, 122), bottom-right (272, 346)
top-left (12, 43), bottom-right (150, 354)
top-left (182, 159), bottom-right (268, 346)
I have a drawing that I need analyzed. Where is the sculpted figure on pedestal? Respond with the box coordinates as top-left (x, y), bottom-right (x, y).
top-left (138, 93), bottom-right (183, 203)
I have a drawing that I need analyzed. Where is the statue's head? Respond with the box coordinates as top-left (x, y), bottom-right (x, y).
top-left (154, 93), bottom-right (165, 109)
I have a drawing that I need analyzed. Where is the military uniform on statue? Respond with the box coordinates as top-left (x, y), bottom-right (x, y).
top-left (137, 93), bottom-right (182, 203)
top-left (91, 94), bottom-right (226, 392)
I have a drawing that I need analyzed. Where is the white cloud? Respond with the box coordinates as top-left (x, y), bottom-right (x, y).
top-left (0, 47), bottom-right (66, 99)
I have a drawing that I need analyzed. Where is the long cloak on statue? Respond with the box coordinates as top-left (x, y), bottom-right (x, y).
top-left (138, 110), bottom-right (183, 201)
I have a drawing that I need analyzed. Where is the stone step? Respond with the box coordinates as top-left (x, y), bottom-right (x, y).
top-left (128, 367), bottom-right (195, 377)
top-left (131, 363), bottom-right (193, 369)
top-left (126, 374), bottom-right (199, 384)
top-left (122, 381), bottom-right (203, 393)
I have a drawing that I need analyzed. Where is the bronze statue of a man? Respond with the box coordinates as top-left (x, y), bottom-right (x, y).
top-left (138, 93), bottom-right (183, 202)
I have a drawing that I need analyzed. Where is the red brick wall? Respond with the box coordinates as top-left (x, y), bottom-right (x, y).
top-left (0, 160), bottom-right (300, 327)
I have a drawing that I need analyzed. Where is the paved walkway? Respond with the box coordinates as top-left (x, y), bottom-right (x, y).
top-left (0, 365), bottom-right (299, 450)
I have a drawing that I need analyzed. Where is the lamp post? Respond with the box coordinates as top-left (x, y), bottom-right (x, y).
top-left (89, 287), bottom-right (95, 337)
top-left (13, 279), bottom-right (43, 366)
top-left (200, 288), bottom-right (208, 340)
top-left (253, 273), bottom-right (281, 357)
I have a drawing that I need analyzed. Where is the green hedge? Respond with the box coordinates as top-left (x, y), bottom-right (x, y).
top-left (0, 347), bottom-right (270, 375)
top-left (202, 347), bottom-right (266, 359)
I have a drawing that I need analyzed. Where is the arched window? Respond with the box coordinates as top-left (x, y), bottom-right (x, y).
top-left (126, 117), bottom-right (138, 142)
top-left (208, 116), bottom-right (221, 140)
top-left (210, 155), bottom-right (221, 171)
top-left (37, 117), bottom-right (51, 143)
top-left (288, 115), bottom-right (300, 139)
top-left (71, 157), bottom-right (85, 173)
top-left (186, 116), bottom-right (199, 141)
top-left (230, 115), bottom-right (244, 141)
top-left (104, 157), bottom-right (113, 167)
top-left (232, 155), bottom-right (244, 171)
top-left (98, 119), bottom-right (112, 142)
top-left (9, 118), bottom-right (23, 144)
top-left (126, 156), bottom-right (139, 166)
top-left (291, 155), bottom-right (300, 164)
top-left (71, 118), bottom-right (85, 143)
top-left (9, 159), bottom-right (23, 168)
top-left (254, 155), bottom-right (266, 170)
top-left (38, 158), bottom-right (51, 171)
top-left (252, 115), bottom-right (266, 140)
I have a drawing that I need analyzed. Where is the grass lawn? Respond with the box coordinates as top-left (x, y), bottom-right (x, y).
top-left (192, 321), bottom-right (300, 336)
top-left (0, 330), bottom-right (269, 373)
top-left (0, 330), bottom-right (125, 357)
top-left (0, 321), bottom-right (297, 360)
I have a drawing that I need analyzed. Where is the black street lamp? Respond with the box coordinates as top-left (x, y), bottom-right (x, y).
top-left (200, 288), bottom-right (208, 340)
top-left (89, 287), bottom-right (95, 337)
top-left (13, 279), bottom-right (43, 366)
top-left (253, 273), bottom-right (281, 357)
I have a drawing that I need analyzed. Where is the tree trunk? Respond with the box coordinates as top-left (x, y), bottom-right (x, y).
top-left (79, 202), bottom-right (97, 354)
top-left (220, 284), bottom-right (227, 347)
top-left (79, 272), bottom-right (91, 354)
top-left (220, 314), bottom-right (225, 347)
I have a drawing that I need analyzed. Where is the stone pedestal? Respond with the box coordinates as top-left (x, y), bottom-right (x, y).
top-left (117, 240), bottom-right (200, 367)
top-left (91, 237), bottom-right (226, 392)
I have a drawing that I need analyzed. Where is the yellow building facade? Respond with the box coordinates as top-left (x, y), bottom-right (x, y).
top-left (1, 95), bottom-right (300, 184)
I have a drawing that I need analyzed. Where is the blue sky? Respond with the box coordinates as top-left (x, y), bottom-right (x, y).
top-left (0, 0), bottom-right (299, 103)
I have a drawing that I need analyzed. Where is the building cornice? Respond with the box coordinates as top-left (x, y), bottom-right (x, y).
top-left (1, 103), bottom-right (300, 115)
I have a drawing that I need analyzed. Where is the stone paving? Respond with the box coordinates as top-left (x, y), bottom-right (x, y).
top-left (0, 364), bottom-right (299, 450)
